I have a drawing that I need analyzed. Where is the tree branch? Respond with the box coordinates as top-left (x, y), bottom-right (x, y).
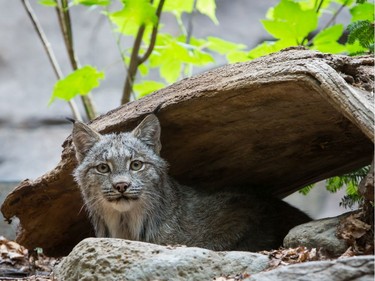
top-left (56, 0), bottom-right (97, 120)
top-left (322, 1), bottom-right (348, 30)
top-left (121, 0), bottom-right (166, 104)
top-left (138, 0), bottom-right (166, 65)
top-left (315, 0), bottom-right (325, 13)
top-left (21, 0), bottom-right (82, 121)
top-left (185, 0), bottom-right (197, 45)
top-left (121, 25), bottom-right (145, 104)
top-left (305, 0), bottom-right (349, 46)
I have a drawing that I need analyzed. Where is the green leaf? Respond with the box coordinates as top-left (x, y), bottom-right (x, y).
top-left (197, 0), bottom-right (219, 24)
top-left (72, 0), bottom-right (110, 6)
top-left (299, 0), bottom-right (332, 11)
top-left (350, 2), bottom-right (374, 21)
top-left (313, 41), bottom-right (347, 53)
top-left (160, 59), bottom-right (182, 83)
top-left (248, 39), bottom-right (292, 59)
top-left (261, 0), bottom-right (318, 43)
top-left (133, 80), bottom-right (165, 99)
top-left (163, 0), bottom-right (194, 20)
top-left (313, 24), bottom-right (344, 43)
top-left (207, 37), bottom-right (247, 55)
top-left (49, 66), bottom-right (104, 104)
top-left (332, 0), bottom-right (355, 6)
top-left (347, 20), bottom-right (374, 51)
top-left (38, 0), bottom-right (57, 7)
top-left (299, 184), bottom-right (315, 195)
top-left (345, 38), bottom-right (368, 54)
top-left (138, 63), bottom-right (149, 76)
top-left (326, 176), bottom-right (344, 193)
top-left (226, 50), bottom-right (250, 63)
top-left (346, 181), bottom-right (359, 196)
top-left (150, 33), bottom-right (214, 82)
top-left (312, 24), bottom-right (346, 53)
top-left (108, 0), bottom-right (157, 36)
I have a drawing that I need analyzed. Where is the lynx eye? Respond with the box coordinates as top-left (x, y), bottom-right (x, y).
top-left (96, 163), bottom-right (110, 173)
top-left (130, 160), bottom-right (144, 171)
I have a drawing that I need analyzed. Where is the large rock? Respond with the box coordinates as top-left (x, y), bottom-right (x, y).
top-left (246, 255), bottom-right (374, 281)
top-left (54, 238), bottom-right (270, 281)
top-left (283, 212), bottom-right (351, 257)
top-left (2, 49), bottom-right (374, 256)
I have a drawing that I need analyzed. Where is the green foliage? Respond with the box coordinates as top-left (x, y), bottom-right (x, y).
top-left (107, 0), bottom-right (158, 36)
top-left (133, 81), bottom-right (165, 99)
top-left (196, 0), bottom-right (219, 25)
top-left (42, 0), bottom-right (226, 106)
top-left (244, 0), bottom-right (374, 60)
top-left (300, 166), bottom-right (370, 208)
top-left (72, 0), bottom-right (110, 6)
top-left (299, 184), bottom-right (315, 195)
top-left (261, 0), bottom-right (318, 45)
top-left (350, 2), bottom-right (374, 21)
top-left (44, 0), bottom-right (373, 106)
top-left (312, 24), bottom-right (346, 53)
top-left (149, 34), bottom-right (214, 83)
top-left (49, 66), bottom-right (104, 104)
top-left (163, 0), bottom-right (218, 24)
top-left (104, 0), bottom-right (226, 90)
top-left (347, 20), bottom-right (374, 51)
top-left (346, 2), bottom-right (375, 53)
top-left (38, 0), bottom-right (57, 7)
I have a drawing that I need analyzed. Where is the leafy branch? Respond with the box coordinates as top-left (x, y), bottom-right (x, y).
top-left (299, 166), bottom-right (371, 208)
top-left (55, 0), bottom-right (97, 120)
top-left (347, 20), bottom-right (374, 52)
top-left (121, 0), bottom-right (166, 104)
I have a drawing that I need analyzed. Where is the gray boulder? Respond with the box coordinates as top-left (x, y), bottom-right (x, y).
top-left (284, 212), bottom-right (350, 256)
top-left (54, 238), bottom-right (270, 281)
top-left (246, 255), bottom-right (374, 281)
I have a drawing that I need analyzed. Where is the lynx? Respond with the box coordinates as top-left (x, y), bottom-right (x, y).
top-left (72, 114), bottom-right (310, 251)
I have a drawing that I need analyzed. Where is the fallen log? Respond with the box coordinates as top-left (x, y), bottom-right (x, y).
top-left (2, 48), bottom-right (374, 256)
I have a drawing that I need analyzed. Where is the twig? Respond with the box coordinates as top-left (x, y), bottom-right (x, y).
top-left (56, 0), bottom-right (97, 120)
top-left (315, 0), bottom-right (325, 13)
top-left (121, 0), bottom-right (165, 104)
top-left (21, 0), bottom-right (82, 121)
top-left (185, 0), bottom-right (197, 45)
top-left (181, 0), bottom-right (198, 78)
top-left (301, 0), bottom-right (325, 45)
top-left (121, 24), bottom-right (145, 104)
top-left (139, 0), bottom-right (166, 64)
top-left (303, 0), bottom-right (349, 46)
top-left (321, 1), bottom-right (348, 30)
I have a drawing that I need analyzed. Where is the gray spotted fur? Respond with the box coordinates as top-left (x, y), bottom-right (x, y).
top-left (72, 115), bottom-right (310, 251)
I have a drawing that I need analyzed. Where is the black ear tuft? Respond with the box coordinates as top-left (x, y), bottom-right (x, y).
top-left (132, 114), bottom-right (162, 154)
top-left (66, 117), bottom-right (76, 124)
top-left (71, 121), bottom-right (101, 162)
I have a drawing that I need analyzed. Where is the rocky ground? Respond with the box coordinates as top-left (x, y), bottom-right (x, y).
top-left (0, 238), bottom-right (372, 281)
top-left (0, 208), bottom-right (373, 281)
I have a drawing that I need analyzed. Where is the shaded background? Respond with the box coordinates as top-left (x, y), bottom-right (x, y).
top-left (0, 0), bottom-right (353, 239)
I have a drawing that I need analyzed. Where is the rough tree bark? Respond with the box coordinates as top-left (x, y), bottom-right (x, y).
top-left (1, 48), bottom-right (374, 256)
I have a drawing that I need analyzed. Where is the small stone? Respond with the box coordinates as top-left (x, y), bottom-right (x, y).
top-left (283, 212), bottom-right (352, 257)
top-left (244, 255), bottom-right (374, 281)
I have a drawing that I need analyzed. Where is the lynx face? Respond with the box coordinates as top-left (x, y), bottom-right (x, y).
top-left (72, 115), bottom-right (167, 212)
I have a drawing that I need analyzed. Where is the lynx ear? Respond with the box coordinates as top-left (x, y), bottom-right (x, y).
top-left (71, 120), bottom-right (101, 162)
top-left (132, 114), bottom-right (161, 154)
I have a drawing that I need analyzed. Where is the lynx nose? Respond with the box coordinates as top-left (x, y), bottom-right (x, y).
top-left (113, 182), bottom-right (130, 193)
